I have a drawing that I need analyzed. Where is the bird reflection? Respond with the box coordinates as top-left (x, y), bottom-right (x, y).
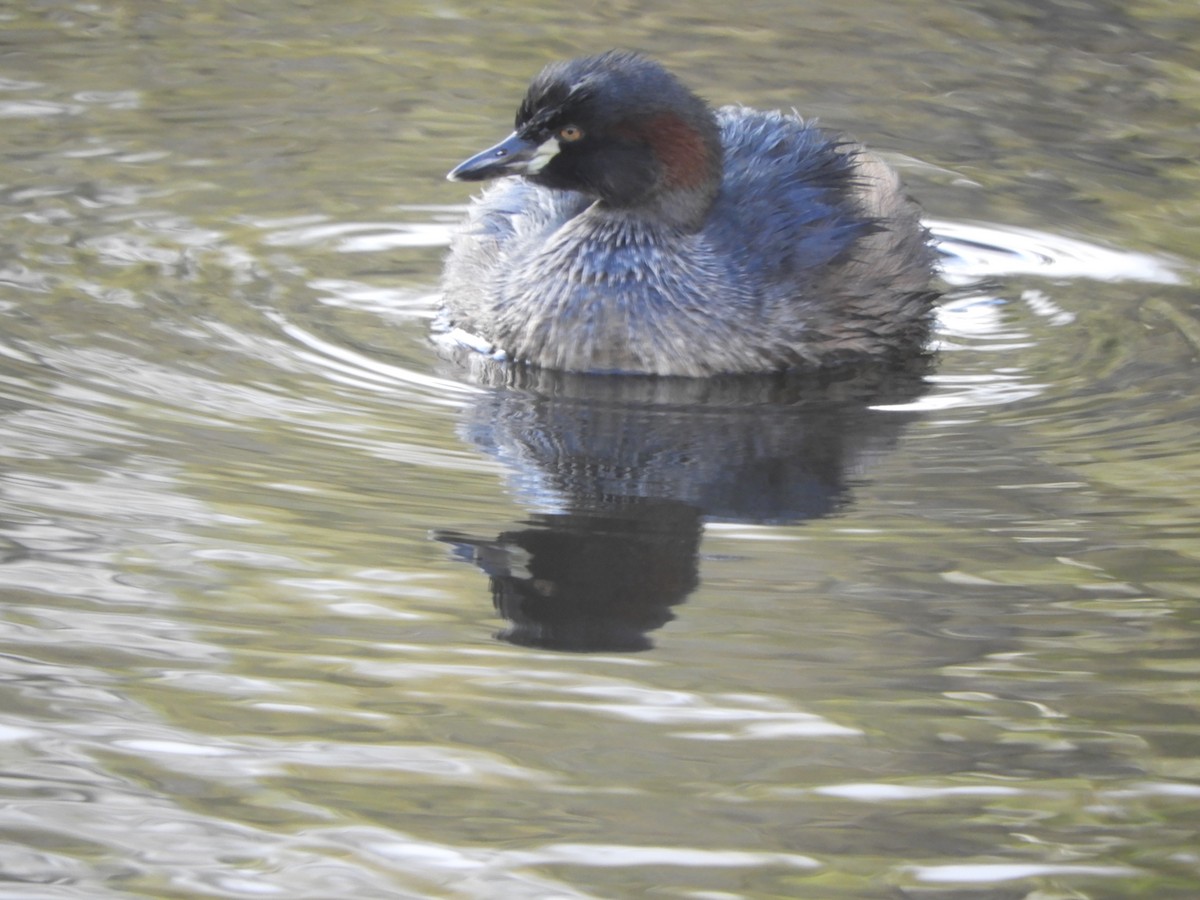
top-left (435, 358), bottom-right (930, 652)
top-left (440, 500), bottom-right (700, 652)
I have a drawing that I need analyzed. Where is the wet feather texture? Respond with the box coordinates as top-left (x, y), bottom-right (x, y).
top-left (441, 51), bottom-right (937, 376)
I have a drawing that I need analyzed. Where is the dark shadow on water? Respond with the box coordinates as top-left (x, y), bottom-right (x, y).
top-left (434, 356), bottom-right (932, 652)
top-left (440, 501), bottom-right (701, 652)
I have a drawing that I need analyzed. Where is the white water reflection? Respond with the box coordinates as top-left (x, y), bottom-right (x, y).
top-left (815, 782), bottom-right (1024, 800)
top-left (259, 219), bottom-right (454, 252)
top-left (932, 219), bottom-right (1186, 285)
top-left (512, 843), bottom-right (820, 869)
top-left (907, 863), bottom-right (1141, 884)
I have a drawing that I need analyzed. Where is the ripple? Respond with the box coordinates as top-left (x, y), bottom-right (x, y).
top-left (106, 732), bottom-right (558, 786)
top-left (257, 219), bottom-right (455, 252)
top-left (514, 843), bottom-right (820, 870)
top-left (72, 89), bottom-right (140, 109)
top-left (521, 688), bottom-right (862, 739)
top-left (0, 77), bottom-right (42, 91)
top-left (352, 658), bottom-right (861, 740)
top-left (931, 219), bottom-right (1186, 285)
top-left (906, 862), bottom-right (1141, 884)
top-left (269, 312), bottom-right (475, 404)
top-left (0, 99), bottom-right (82, 118)
top-left (815, 782), bottom-right (1026, 801)
top-left (0, 723), bottom-right (39, 742)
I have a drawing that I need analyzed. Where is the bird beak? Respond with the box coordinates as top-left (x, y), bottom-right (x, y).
top-left (447, 132), bottom-right (544, 182)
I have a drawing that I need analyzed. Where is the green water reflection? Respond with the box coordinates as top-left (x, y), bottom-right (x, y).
top-left (0, 1), bottom-right (1198, 898)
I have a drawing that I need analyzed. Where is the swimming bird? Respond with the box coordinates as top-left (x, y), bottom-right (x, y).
top-left (440, 51), bottom-right (936, 377)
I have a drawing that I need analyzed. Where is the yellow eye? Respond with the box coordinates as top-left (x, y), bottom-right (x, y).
top-left (558, 125), bottom-right (584, 142)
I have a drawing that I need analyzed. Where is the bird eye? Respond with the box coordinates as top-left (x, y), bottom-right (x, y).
top-left (558, 125), bottom-right (584, 142)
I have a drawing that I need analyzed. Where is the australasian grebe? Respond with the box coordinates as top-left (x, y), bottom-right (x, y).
top-left (440, 51), bottom-right (937, 377)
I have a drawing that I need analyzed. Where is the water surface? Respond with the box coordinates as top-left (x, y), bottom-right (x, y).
top-left (1, 2), bottom-right (1199, 898)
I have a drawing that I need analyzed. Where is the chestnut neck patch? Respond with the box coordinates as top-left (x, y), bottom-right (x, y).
top-left (617, 113), bottom-right (718, 191)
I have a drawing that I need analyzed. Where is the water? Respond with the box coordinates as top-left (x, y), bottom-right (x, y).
top-left (1, 1), bottom-right (1199, 898)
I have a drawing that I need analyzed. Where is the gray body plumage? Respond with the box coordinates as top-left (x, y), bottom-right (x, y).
top-left (441, 76), bottom-right (936, 376)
